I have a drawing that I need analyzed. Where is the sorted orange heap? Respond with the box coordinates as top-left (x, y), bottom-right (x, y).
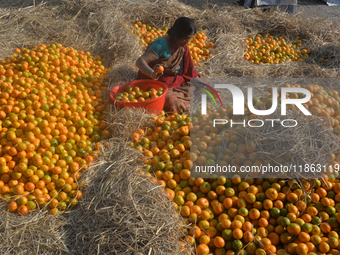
top-left (131, 84), bottom-right (340, 255)
top-left (0, 44), bottom-right (110, 215)
top-left (131, 21), bottom-right (215, 66)
top-left (243, 34), bottom-right (309, 64)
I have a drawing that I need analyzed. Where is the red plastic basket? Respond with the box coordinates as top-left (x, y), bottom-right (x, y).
top-left (110, 79), bottom-right (168, 114)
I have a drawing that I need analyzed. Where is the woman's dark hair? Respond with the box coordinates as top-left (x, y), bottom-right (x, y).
top-left (167, 17), bottom-right (197, 39)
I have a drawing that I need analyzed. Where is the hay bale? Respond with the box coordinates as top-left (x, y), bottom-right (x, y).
top-left (0, 207), bottom-right (68, 254)
top-left (64, 108), bottom-right (191, 255)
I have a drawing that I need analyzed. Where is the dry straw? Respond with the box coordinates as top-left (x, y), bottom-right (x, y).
top-left (64, 107), bottom-right (192, 254)
top-left (0, 207), bottom-right (67, 254)
top-left (0, 0), bottom-right (340, 254)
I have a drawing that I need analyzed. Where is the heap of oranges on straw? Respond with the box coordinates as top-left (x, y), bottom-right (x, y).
top-left (131, 84), bottom-right (340, 255)
top-left (242, 34), bottom-right (309, 64)
top-left (0, 44), bottom-right (110, 215)
top-left (131, 21), bottom-right (215, 66)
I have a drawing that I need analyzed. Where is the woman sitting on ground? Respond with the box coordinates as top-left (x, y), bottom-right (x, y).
top-left (136, 17), bottom-right (202, 113)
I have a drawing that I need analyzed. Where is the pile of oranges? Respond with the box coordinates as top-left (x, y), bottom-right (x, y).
top-left (242, 34), bottom-right (309, 64)
top-left (264, 83), bottom-right (340, 128)
top-left (131, 84), bottom-right (340, 255)
top-left (189, 32), bottom-right (215, 66)
top-left (0, 44), bottom-right (110, 215)
top-left (131, 21), bottom-right (168, 48)
top-left (131, 21), bottom-right (215, 66)
top-left (115, 85), bottom-right (164, 102)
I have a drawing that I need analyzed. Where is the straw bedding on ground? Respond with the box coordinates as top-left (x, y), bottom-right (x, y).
top-left (0, 0), bottom-right (340, 254)
top-left (0, 208), bottom-right (67, 254)
top-left (63, 107), bottom-right (192, 254)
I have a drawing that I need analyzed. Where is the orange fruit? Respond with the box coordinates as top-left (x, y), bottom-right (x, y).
top-left (156, 65), bottom-right (164, 73)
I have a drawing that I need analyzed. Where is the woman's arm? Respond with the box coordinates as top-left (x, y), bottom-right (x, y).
top-left (136, 48), bottom-right (163, 80)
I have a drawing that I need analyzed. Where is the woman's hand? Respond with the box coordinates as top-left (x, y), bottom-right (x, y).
top-left (151, 64), bottom-right (164, 80)
top-left (151, 70), bottom-right (163, 80)
top-left (136, 48), bottom-right (163, 80)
